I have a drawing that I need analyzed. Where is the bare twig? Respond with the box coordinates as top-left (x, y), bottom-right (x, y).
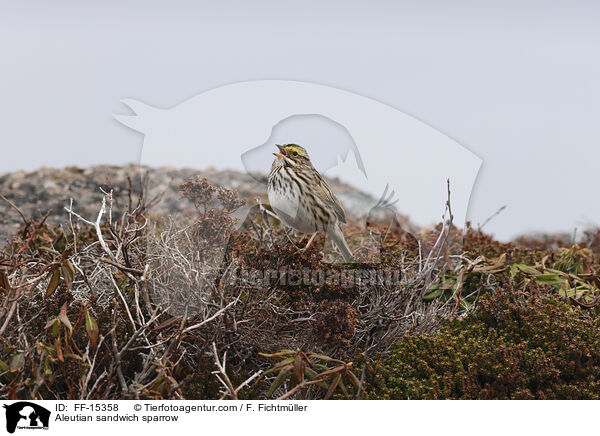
top-left (211, 342), bottom-right (262, 400)
top-left (0, 192), bottom-right (28, 225)
top-left (182, 298), bottom-right (239, 334)
top-left (478, 205), bottom-right (507, 231)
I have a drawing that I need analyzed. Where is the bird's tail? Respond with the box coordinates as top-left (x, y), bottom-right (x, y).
top-left (328, 223), bottom-right (352, 262)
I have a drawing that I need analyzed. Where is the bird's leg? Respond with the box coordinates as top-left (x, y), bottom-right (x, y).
top-left (299, 232), bottom-right (318, 251)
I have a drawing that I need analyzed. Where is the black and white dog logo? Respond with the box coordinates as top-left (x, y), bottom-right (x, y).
top-left (3, 402), bottom-right (50, 434)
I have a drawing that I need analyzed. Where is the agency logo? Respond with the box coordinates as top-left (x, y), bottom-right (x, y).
top-left (2, 402), bottom-right (50, 434)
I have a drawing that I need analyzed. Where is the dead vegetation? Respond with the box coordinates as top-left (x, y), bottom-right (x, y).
top-left (1, 173), bottom-right (599, 400)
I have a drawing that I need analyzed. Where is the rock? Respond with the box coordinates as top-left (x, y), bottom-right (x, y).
top-left (0, 164), bottom-right (415, 241)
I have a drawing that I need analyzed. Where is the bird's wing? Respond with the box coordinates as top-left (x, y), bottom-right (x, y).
top-left (316, 175), bottom-right (347, 224)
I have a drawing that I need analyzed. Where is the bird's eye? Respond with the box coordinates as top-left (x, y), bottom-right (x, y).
top-left (292, 151), bottom-right (298, 156)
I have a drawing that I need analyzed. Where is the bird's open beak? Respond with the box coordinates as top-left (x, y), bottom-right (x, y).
top-left (273, 144), bottom-right (286, 158)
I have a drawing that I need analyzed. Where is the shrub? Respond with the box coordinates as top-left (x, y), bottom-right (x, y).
top-left (8, 174), bottom-right (580, 400)
top-left (313, 300), bottom-right (357, 347)
top-left (368, 285), bottom-right (600, 399)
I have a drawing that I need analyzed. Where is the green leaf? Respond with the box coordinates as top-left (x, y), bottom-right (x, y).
top-left (510, 264), bottom-right (519, 280)
top-left (324, 373), bottom-right (342, 400)
top-left (293, 351), bottom-right (305, 387)
top-left (535, 273), bottom-right (568, 289)
top-left (559, 287), bottom-right (577, 298)
top-left (46, 268), bottom-right (60, 297)
top-left (43, 355), bottom-right (52, 375)
top-left (308, 354), bottom-right (336, 362)
top-left (52, 319), bottom-right (60, 337)
top-left (262, 361), bottom-right (294, 376)
top-left (267, 367), bottom-right (291, 397)
top-left (338, 379), bottom-right (349, 398)
top-left (347, 370), bottom-right (361, 389)
top-left (85, 309), bottom-right (99, 350)
top-left (536, 273), bottom-right (563, 282)
top-left (423, 288), bottom-right (445, 301)
top-left (61, 262), bottom-right (73, 291)
top-left (515, 264), bottom-right (541, 276)
top-left (10, 353), bottom-right (25, 372)
top-left (55, 339), bottom-right (64, 362)
top-left (273, 357), bottom-right (295, 368)
top-left (44, 317), bottom-right (58, 329)
top-left (313, 363), bottom-right (330, 372)
top-left (259, 350), bottom-right (295, 360)
top-left (305, 367), bottom-right (330, 390)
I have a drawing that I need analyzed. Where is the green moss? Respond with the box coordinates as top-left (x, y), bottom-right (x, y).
top-left (368, 286), bottom-right (600, 399)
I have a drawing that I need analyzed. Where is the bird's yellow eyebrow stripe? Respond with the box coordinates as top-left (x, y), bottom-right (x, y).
top-left (284, 145), bottom-right (304, 155)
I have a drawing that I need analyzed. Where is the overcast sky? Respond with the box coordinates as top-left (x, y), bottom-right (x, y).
top-left (1, 0), bottom-right (599, 240)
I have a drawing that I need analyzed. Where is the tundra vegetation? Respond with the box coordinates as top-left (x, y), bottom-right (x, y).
top-left (1, 173), bottom-right (599, 400)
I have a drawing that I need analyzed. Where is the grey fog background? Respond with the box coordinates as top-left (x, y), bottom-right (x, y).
top-left (0, 0), bottom-right (598, 240)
